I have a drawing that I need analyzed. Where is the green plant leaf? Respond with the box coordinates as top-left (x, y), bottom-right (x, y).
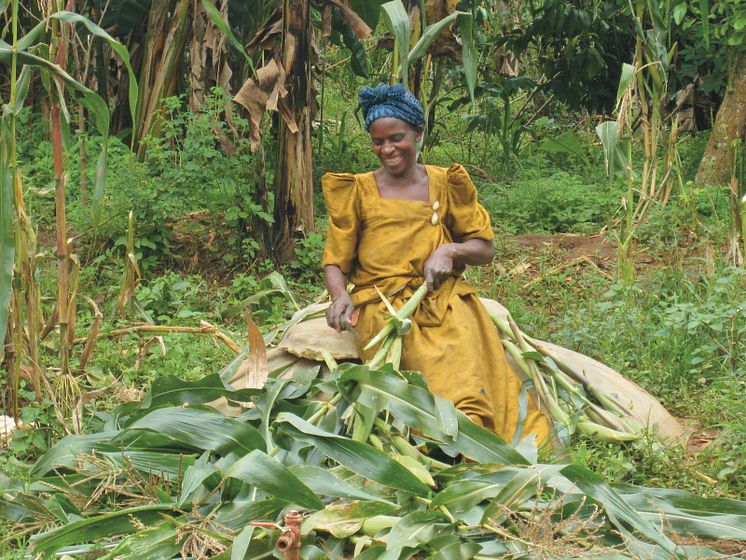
top-left (616, 485), bottom-right (746, 540)
top-left (596, 121), bottom-right (628, 178)
top-left (350, 0), bottom-right (381, 29)
top-left (338, 365), bottom-right (529, 464)
top-left (380, 511), bottom-right (447, 560)
top-left (200, 0), bottom-right (255, 75)
top-left (699, 0), bottom-right (709, 47)
top-left (142, 373), bottom-right (256, 408)
top-left (289, 465), bottom-right (395, 505)
top-left (302, 500), bottom-right (398, 538)
top-left (616, 62), bottom-right (635, 108)
top-left (127, 406), bottom-right (265, 459)
top-left (100, 518), bottom-right (183, 560)
top-left (559, 464), bottom-right (681, 555)
top-left (12, 65), bottom-right (32, 113)
top-left (52, 11), bottom-right (138, 129)
top-left (224, 450), bottom-right (323, 510)
top-left (409, 11), bottom-right (462, 62)
top-left (430, 480), bottom-right (503, 513)
top-left (380, 0), bottom-right (410, 82)
top-left (29, 504), bottom-right (180, 555)
top-left (31, 432), bottom-right (118, 477)
top-left (276, 412), bottom-right (430, 495)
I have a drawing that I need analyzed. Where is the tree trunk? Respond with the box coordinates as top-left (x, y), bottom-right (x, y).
top-left (695, 53), bottom-right (746, 185)
top-left (271, 0), bottom-right (314, 263)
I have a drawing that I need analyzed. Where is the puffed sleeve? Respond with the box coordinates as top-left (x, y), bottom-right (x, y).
top-left (445, 163), bottom-right (495, 242)
top-left (321, 173), bottom-right (360, 274)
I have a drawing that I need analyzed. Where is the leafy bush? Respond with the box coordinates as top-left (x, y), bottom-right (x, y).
top-left (135, 272), bottom-right (208, 323)
top-left (553, 267), bottom-right (745, 420)
top-left (483, 171), bottom-right (620, 233)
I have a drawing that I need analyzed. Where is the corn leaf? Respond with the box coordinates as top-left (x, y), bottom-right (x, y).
top-left (224, 450), bottom-right (323, 510)
top-left (100, 518), bottom-right (183, 560)
top-left (616, 62), bottom-right (635, 108)
top-left (380, 510), bottom-right (448, 560)
top-left (29, 504), bottom-right (180, 555)
top-left (99, 450), bottom-right (194, 480)
top-left (213, 498), bottom-right (285, 531)
top-left (302, 501), bottom-right (399, 538)
top-left (338, 365), bottom-right (529, 464)
top-left (616, 485), bottom-right (746, 540)
top-left (12, 65), bottom-right (32, 113)
top-left (559, 464), bottom-right (681, 556)
top-left (142, 373), bottom-right (257, 408)
top-left (596, 121), bottom-right (629, 178)
top-left (289, 465), bottom-right (396, 505)
top-left (276, 412), bottom-right (430, 495)
top-left (127, 407), bottom-right (265, 458)
top-left (31, 432), bottom-right (119, 477)
top-left (430, 480), bottom-right (504, 513)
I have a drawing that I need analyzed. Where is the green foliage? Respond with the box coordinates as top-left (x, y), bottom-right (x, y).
top-left (506, 0), bottom-right (635, 111)
top-left (134, 272), bottom-right (207, 323)
top-left (3, 365), bottom-right (744, 558)
top-left (541, 268), bottom-right (745, 422)
top-left (483, 171), bottom-right (620, 234)
top-left (288, 230), bottom-right (326, 285)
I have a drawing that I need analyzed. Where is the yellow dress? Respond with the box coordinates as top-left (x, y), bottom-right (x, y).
top-left (322, 163), bottom-right (549, 444)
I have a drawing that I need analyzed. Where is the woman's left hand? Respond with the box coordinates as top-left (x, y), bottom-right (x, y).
top-left (423, 244), bottom-right (456, 292)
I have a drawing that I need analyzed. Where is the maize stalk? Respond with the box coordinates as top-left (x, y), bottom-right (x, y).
top-left (485, 307), bottom-right (643, 444)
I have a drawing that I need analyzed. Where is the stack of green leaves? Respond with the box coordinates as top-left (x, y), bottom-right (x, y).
top-left (1, 361), bottom-right (745, 559)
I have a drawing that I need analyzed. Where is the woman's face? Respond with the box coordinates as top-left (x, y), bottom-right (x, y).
top-left (368, 117), bottom-right (421, 177)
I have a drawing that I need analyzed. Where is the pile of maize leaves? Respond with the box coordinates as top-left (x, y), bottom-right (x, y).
top-left (2, 363), bottom-right (745, 559)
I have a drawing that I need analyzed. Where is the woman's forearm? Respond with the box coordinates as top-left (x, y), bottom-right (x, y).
top-left (324, 265), bottom-right (350, 300)
top-left (439, 238), bottom-right (495, 267)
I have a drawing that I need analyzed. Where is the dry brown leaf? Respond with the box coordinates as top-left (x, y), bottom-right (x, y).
top-left (246, 11), bottom-right (282, 51)
top-left (243, 313), bottom-right (269, 389)
top-left (234, 59), bottom-right (282, 151)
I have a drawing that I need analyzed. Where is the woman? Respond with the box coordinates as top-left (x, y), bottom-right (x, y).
top-left (322, 84), bottom-right (548, 444)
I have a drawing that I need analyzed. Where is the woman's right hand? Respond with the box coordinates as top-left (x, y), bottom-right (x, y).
top-left (326, 292), bottom-right (355, 332)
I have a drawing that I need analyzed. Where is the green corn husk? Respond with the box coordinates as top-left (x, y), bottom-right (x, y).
top-left (485, 307), bottom-right (643, 444)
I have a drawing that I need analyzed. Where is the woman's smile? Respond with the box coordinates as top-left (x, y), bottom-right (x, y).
top-left (368, 117), bottom-right (421, 178)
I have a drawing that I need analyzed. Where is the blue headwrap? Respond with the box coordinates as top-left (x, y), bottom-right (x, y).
top-left (359, 84), bottom-right (425, 130)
